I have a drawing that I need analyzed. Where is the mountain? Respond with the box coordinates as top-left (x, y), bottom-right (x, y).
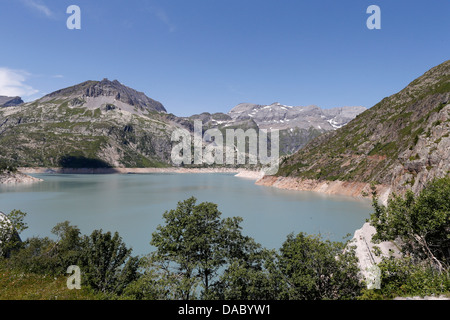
top-left (0, 79), bottom-right (177, 168)
top-left (228, 102), bottom-right (366, 130)
top-left (41, 79), bottom-right (166, 113)
top-left (0, 96), bottom-right (23, 107)
top-left (0, 78), bottom-right (366, 169)
top-left (183, 103), bottom-right (366, 155)
top-left (265, 60), bottom-right (450, 197)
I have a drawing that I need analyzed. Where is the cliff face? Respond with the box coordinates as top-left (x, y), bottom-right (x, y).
top-left (271, 60), bottom-right (450, 198)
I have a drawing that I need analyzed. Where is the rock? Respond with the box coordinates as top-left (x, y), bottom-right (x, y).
top-left (234, 170), bottom-right (265, 180)
top-left (0, 172), bottom-right (43, 184)
top-left (349, 222), bottom-right (401, 286)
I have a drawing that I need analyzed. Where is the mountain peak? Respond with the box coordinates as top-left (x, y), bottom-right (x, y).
top-left (41, 79), bottom-right (166, 113)
top-left (228, 102), bottom-right (366, 130)
top-left (0, 96), bottom-right (23, 107)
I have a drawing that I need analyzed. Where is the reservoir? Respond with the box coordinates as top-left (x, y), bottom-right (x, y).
top-left (0, 173), bottom-right (372, 256)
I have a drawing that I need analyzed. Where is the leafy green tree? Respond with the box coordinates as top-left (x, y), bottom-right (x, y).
top-left (150, 197), bottom-right (262, 299)
top-left (370, 177), bottom-right (450, 272)
top-left (6, 221), bottom-right (83, 275)
top-left (122, 255), bottom-right (179, 300)
top-left (359, 257), bottom-right (450, 299)
top-left (49, 221), bottom-right (84, 273)
top-left (80, 229), bottom-right (139, 295)
top-left (215, 248), bottom-right (283, 300)
top-left (276, 232), bottom-right (362, 300)
top-left (5, 236), bottom-right (55, 274)
top-left (0, 210), bottom-right (28, 258)
top-left (5, 220), bottom-right (139, 295)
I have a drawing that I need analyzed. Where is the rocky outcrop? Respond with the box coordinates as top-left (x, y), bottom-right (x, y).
top-left (0, 172), bottom-right (43, 184)
top-left (0, 96), bottom-right (23, 107)
top-left (391, 103), bottom-right (450, 196)
top-left (349, 222), bottom-right (401, 287)
top-left (256, 61), bottom-right (450, 293)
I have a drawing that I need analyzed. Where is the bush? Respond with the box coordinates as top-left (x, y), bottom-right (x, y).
top-left (360, 257), bottom-right (450, 299)
top-left (0, 161), bottom-right (18, 174)
top-left (0, 210), bottom-right (27, 259)
top-left (275, 232), bottom-right (362, 300)
top-left (6, 221), bottom-right (83, 275)
top-left (215, 248), bottom-right (282, 300)
top-left (370, 176), bottom-right (450, 271)
top-left (80, 229), bottom-right (139, 295)
top-left (5, 220), bottom-right (139, 296)
top-left (6, 237), bottom-right (56, 274)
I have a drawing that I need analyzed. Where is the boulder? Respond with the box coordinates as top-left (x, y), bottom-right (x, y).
top-left (349, 222), bottom-right (401, 288)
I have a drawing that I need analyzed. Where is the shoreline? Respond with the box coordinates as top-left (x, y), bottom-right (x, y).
top-left (18, 167), bottom-right (264, 177)
top-left (18, 167), bottom-right (390, 203)
top-left (255, 175), bottom-right (391, 206)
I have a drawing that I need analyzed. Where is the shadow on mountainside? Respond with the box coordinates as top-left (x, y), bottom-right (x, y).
top-left (58, 155), bottom-right (113, 169)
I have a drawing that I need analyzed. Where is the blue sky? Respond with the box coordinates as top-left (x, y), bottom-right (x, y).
top-left (0, 0), bottom-right (449, 116)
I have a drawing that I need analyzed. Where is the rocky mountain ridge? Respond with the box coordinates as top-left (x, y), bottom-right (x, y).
top-left (263, 59), bottom-right (450, 197)
top-left (181, 103), bottom-right (365, 155)
top-left (0, 78), bottom-right (365, 168)
top-left (41, 79), bottom-right (167, 113)
top-left (0, 79), bottom-right (177, 168)
top-left (228, 102), bottom-right (366, 130)
top-left (0, 96), bottom-right (23, 107)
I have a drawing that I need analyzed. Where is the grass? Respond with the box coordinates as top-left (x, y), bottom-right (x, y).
top-left (367, 141), bottom-right (398, 158)
top-left (0, 264), bottom-right (105, 300)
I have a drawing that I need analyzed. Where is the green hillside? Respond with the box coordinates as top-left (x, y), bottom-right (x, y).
top-left (276, 60), bottom-right (450, 194)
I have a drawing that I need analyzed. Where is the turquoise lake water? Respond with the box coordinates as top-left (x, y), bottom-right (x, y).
top-left (0, 173), bottom-right (372, 256)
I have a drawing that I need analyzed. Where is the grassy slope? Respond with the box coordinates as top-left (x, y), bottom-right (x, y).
top-left (0, 99), bottom-right (172, 168)
top-left (0, 264), bottom-right (105, 300)
top-left (277, 60), bottom-right (450, 185)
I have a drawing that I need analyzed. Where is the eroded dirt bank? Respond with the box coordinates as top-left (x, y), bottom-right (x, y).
top-left (255, 175), bottom-right (391, 205)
